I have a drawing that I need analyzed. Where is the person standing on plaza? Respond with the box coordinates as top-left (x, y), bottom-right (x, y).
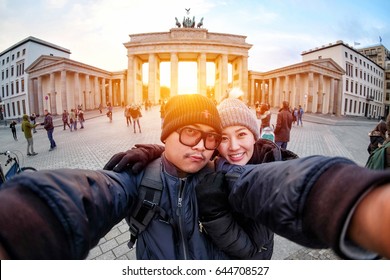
top-left (258, 103), bottom-right (271, 135)
top-left (130, 103), bottom-right (142, 133)
top-left (297, 105), bottom-right (304, 126)
top-left (30, 113), bottom-right (37, 133)
top-left (62, 110), bottom-right (71, 130)
top-left (69, 109), bottom-right (77, 132)
top-left (366, 114), bottom-right (390, 169)
top-left (21, 114), bottom-right (39, 156)
top-left (124, 105), bottom-right (132, 127)
top-left (367, 119), bottom-right (387, 155)
top-left (40, 109), bottom-right (56, 151)
top-left (9, 121), bottom-right (18, 141)
top-left (78, 108), bottom-right (85, 129)
top-left (274, 101), bottom-right (293, 149)
top-left (107, 102), bottom-right (113, 122)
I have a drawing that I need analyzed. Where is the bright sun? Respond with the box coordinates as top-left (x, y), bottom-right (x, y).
top-left (143, 62), bottom-right (231, 93)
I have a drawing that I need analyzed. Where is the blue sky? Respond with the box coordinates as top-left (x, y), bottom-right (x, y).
top-left (1, 0), bottom-right (389, 75)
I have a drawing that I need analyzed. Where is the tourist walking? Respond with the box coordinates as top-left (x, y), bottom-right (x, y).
top-left (124, 105), bottom-right (132, 127)
top-left (69, 109), bottom-right (77, 131)
top-left (130, 104), bottom-right (142, 133)
top-left (62, 110), bottom-right (71, 130)
top-left (9, 120), bottom-right (18, 141)
top-left (41, 109), bottom-right (56, 151)
top-left (21, 114), bottom-right (39, 156)
top-left (78, 109), bottom-right (85, 129)
top-left (274, 101), bottom-right (293, 149)
top-left (297, 105), bottom-right (304, 126)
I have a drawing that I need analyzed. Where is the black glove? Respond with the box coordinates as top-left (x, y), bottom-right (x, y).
top-left (103, 144), bottom-right (165, 173)
top-left (196, 171), bottom-right (230, 222)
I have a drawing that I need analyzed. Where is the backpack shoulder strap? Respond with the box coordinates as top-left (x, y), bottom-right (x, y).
top-left (127, 157), bottom-right (167, 249)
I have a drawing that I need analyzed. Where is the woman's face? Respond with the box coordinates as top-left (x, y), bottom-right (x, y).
top-left (218, 125), bottom-right (256, 166)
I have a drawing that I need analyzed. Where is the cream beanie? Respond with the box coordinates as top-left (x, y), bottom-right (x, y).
top-left (217, 98), bottom-right (260, 140)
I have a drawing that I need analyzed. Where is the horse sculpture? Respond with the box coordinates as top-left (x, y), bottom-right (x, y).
top-left (197, 17), bottom-right (204, 28)
top-left (175, 17), bottom-right (181, 28)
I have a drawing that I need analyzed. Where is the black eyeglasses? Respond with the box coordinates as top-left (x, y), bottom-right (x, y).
top-left (176, 127), bottom-right (222, 150)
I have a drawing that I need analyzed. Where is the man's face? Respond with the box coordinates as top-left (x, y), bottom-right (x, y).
top-left (164, 124), bottom-right (218, 174)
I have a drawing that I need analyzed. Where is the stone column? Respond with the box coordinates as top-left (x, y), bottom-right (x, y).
top-left (198, 53), bottom-right (207, 96)
top-left (329, 78), bottom-right (335, 114)
top-left (268, 78), bottom-right (274, 107)
top-left (101, 78), bottom-right (106, 106)
top-left (148, 53), bottom-right (160, 104)
top-left (49, 72), bottom-right (57, 115)
top-left (308, 72), bottom-right (314, 113)
top-left (275, 77), bottom-right (280, 107)
top-left (293, 74), bottom-right (301, 108)
top-left (120, 78), bottom-right (125, 106)
top-left (94, 76), bottom-right (99, 109)
top-left (221, 54), bottom-right (228, 101)
top-left (27, 78), bottom-right (35, 115)
top-left (250, 77), bottom-right (255, 105)
top-left (85, 75), bottom-right (90, 109)
top-left (37, 76), bottom-right (43, 115)
top-left (241, 56), bottom-right (249, 98)
top-left (60, 70), bottom-right (67, 112)
top-left (170, 52), bottom-right (178, 97)
top-left (127, 55), bottom-right (135, 104)
top-left (108, 79), bottom-right (113, 106)
top-left (74, 72), bottom-right (80, 110)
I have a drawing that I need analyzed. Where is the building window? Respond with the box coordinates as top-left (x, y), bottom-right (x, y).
top-left (17, 101), bottom-right (20, 115)
top-left (22, 99), bottom-right (26, 114)
top-left (11, 66), bottom-right (14, 76)
top-left (21, 79), bottom-right (25, 92)
top-left (22, 49), bottom-right (26, 55)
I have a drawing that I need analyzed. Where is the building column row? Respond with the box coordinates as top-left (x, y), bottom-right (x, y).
top-left (29, 71), bottom-right (115, 116)
top-left (249, 73), bottom-right (342, 115)
top-left (127, 52), bottom-right (246, 104)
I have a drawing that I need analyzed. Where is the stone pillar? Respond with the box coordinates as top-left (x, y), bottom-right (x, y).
top-left (108, 79), bottom-right (113, 105)
top-left (336, 79), bottom-right (342, 116)
top-left (261, 80), bottom-right (266, 103)
top-left (49, 73), bottom-right (57, 115)
top-left (170, 52), bottom-right (178, 97)
top-left (74, 72), bottom-right (80, 110)
top-left (250, 77), bottom-right (255, 105)
top-left (101, 78), bottom-right (106, 106)
top-left (221, 54), bottom-right (228, 101)
top-left (198, 53), bottom-right (207, 96)
top-left (329, 78), bottom-right (335, 114)
top-left (275, 77), bottom-right (280, 107)
top-left (293, 74), bottom-right (300, 108)
top-left (60, 70), bottom-right (67, 112)
top-left (85, 75), bottom-right (90, 109)
top-left (127, 55), bottom-right (135, 104)
top-left (148, 53), bottom-right (160, 104)
top-left (308, 72), bottom-right (314, 113)
top-left (120, 78), bottom-right (125, 106)
top-left (27, 78), bottom-right (35, 115)
top-left (268, 79), bottom-right (274, 107)
top-left (37, 77), bottom-right (43, 115)
top-left (94, 76), bottom-right (99, 109)
top-left (241, 56), bottom-right (249, 98)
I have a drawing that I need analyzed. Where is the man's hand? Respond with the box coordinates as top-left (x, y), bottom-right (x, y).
top-left (196, 171), bottom-right (230, 222)
top-left (103, 144), bottom-right (165, 173)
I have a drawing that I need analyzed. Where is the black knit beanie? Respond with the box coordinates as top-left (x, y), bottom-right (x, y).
top-left (160, 94), bottom-right (222, 142)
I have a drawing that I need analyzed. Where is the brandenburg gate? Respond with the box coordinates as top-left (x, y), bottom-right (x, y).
top-left (124, 20), bottom-right (252, 104)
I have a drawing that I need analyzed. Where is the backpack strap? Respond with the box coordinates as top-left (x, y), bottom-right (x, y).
top-left (127, 158), bottom-right (168, 249)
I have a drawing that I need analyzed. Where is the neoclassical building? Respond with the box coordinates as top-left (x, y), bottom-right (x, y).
top-left (26, 55), bottom-right (125, 115)
top-left (124, 28), bottom-right (252, 104)
top-left (248, 58), bottom-right (345, 115)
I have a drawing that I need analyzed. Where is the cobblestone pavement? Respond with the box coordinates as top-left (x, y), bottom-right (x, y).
top-left (0, 106), bottom-right (377, 260)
